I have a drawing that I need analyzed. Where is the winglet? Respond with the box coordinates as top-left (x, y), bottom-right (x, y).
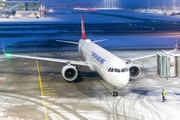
top-left (2, 42), bottom-right (6, 54)
top-left (81, 13), bottom-right (86, 40)
top-left (2, 42), bottom-right (10, 57)
top-left (174, 38), bottom-right (178, 52)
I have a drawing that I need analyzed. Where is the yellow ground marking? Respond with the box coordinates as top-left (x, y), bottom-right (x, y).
top-left (44, 93), bottom-right (57, 95)
top-left (48, 114), bottom-right (63, 116)
top-left (34, 42), bottom-right (48, 120)
top-left (98, 77), bottom-right (113, 93)
top-left (43, 88), bottom-right (55, 89)
top-left (51, 90), bottom-right (56, 92)
top-left (45, 106), bottom-right (50, 108)
top-left (43, 91), bottom-right (50, 92)
top-left (42, 86), bottom-right (48, 87)
top-left (64, 43), bottom-right (82, 61)
top-left (72, 51), bottom-right (82, 61)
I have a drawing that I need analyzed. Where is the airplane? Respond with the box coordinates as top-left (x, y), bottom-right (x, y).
top-left (2, 13), bottom-right (178, 96)
top-left (0, 4), bottom-right (20, 18)
top-left (74, 8), bottom-right (97, 11)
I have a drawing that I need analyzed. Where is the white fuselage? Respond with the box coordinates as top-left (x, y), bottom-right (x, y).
top-left (78, 39), bottom-right (130, 88)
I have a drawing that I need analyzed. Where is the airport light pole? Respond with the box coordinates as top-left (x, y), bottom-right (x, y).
top-left (39, 0), bottom-right (41, 17)
top-left (173, 0), bottom-right (176, 11)
top-left (156, 0), bottom-right (157, 8)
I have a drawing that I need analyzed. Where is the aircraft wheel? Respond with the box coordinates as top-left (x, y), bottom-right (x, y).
top-left (78, 71), bottom-right (81, 78)
top-left (116, 91), bottom-right (118, 96)
top-left (112, 91), bottom-right (115, 96)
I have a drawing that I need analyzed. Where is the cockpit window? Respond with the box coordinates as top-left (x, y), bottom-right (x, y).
top-left (115, 69), bottom-right (120, 72)
top-left (110, 68), bottom-right (114, 72)
top-left (121, 68), bottom-right (128, 72)
top-left (108, 67), bottom-right (128, 73)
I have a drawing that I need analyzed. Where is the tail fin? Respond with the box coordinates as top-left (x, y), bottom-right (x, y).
top-left (81, 13), bottom-right (86, 40)
top-left (174, 38), bottom-right (178, 52)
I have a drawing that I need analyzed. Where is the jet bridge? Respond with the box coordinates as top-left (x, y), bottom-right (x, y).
top-left (157, 51), bottom-right (180, 79)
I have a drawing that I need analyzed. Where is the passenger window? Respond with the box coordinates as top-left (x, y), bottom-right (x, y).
top-left (121, 68), bottom-right (126, 72)
top-left (126, 68), bottom-right (128, 71)
top-left (115, 69), bottom-right (120, 72)
top-left (108, 68), bottom-right (111, 72)
top-left (110, 68), bottom-right (114, 72)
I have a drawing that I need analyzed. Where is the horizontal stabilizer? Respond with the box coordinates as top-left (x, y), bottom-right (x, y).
top-left (56, 40), bottom-right (79, 44)
top-left (93, 39), bottom-right (107, 43)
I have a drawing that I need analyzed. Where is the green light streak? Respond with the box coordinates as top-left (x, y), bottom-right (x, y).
top-left (6, 54), bottom-right (10, 57)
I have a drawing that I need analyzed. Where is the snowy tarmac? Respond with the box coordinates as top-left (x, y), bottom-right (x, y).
top-left (0, 9), bottom-right (180, 120)
top-left (0, 50), bottom-right (179, 120)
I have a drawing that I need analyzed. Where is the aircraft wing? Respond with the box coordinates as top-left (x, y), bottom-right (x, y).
top-left (2, 43), bottom-right (89, 66)
top-left (4, 53), bottom-right (89, 66)
top-left (6, 54), bottom-right (89, 66)
top-left (125, 54), bottom-right (156, 64)
top-left (125, 38), bottom-right (178, 63)
top-left (8, 5), bottom-right (19, 11)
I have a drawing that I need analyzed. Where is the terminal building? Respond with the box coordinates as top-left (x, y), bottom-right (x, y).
top-left (0, 0), bottom-right (40, 17)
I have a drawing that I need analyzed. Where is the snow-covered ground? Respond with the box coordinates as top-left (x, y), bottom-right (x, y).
top-left (101, 9), bottom-right (180, 22)
top-left (0, 17), bottom-right (63, 24)
top-left (0, 9), bottom-right (180, 120)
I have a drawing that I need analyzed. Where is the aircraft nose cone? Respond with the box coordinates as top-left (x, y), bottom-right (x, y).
top-left (115, 73), bottom-right (129, 88)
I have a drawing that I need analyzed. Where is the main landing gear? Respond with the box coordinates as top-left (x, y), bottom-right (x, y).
top-left (78, 71), bottom-right (81, 78)
top-left (112, 87), bottom-right (118, 96)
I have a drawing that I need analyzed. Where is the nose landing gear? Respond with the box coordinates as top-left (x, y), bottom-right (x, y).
top-left (112, 87), bottom-right (118, 96)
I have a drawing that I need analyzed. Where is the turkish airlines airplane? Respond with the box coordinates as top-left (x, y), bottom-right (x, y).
top-left (3, 13), bottom-right (178, 96)
top-left (0, 4), bottom-right (21, 18)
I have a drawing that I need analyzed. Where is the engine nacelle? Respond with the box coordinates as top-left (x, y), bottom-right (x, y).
top-left (127, 64), bottom-right (141, 79)
top-left (62, 65), bottom-right (78, 81)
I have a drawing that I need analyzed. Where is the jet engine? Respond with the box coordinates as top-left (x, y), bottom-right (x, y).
top-left (127, 64), bottom-right (141, 79)
top-left (62, 65), bottom-right (78, 81)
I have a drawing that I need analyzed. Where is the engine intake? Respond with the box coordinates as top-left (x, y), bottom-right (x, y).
top-left (127, 64), bottom-right (141, 79)
top-left (62, 65), bottom-right (78, 81)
